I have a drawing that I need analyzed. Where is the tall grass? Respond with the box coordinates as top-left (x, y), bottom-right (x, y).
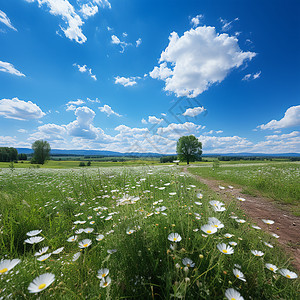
top-left (0, 166), bottom-right (298, 299)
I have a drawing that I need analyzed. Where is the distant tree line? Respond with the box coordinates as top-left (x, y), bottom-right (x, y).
top-left (160, 155), bottom-right (178, 163)
top-left (0, 147), bottom-right (18, 162)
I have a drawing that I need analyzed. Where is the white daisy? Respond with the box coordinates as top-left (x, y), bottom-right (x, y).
top-left (252, 225), bottom-right (261, 230)
top-left (0, 259), bottom-right (21, 275)
top-left (26, 230), bottom-right (42, 237)
top-left (233, 268), bottom-right (246, 282)
top-left (229, 241), bottom-right (237, 246)
top-left (182, 258), bottom-right (195, 268)
top-left (208, 217), bottom-right (224, 229)
top-left (24, 236), bottom-right (44, 244)
top-left (217, 243), bottom-right (234, 255)
top-left (67, 235), bottom-right (78, 242)
top-left (83, 228), bottom-right (94, 233)
top-left (264, 242), bottom-right (273, 248)
top-left (96, 234), bottom-right (104, 241)
top-left (262, 219), bottom-right (274, 225)
top-left (236, 197), bottom-right (246, 202)
top-left (251, 250), bottom-right (264, 257)
top-left (34, 247), bottom-right (49, 256)
top-left (78, 239), bottom-right (92, 249)
top-left (37, 253), bottom-right (51, 262)
top-left (97, 268), bottom-right (109, 279)
top-left (201, 224), bottom-right (218, 235)
top-left (225, 288), bottom-right (244, 300)
top-left (28, 273), bottom-right (55, 293)
top-left (168, 233), bottom-right (182, 242)
top-left (265, 263), bottom-right (278, 273)
top-left (52, 247), bottom-right (64, 254)
top-left (72, 252), bottom-right (81, 262)
top-left (194, 201), bottom-right (202, 206)
top-left (100, 276), bottom-right (111, 288)
top-left (126, 229), bottom-right (135, 235)
top-left (279, 269), bottom-right (298, 279)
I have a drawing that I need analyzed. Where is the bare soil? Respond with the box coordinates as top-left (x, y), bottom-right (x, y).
top-left (184, 167), bottom-right (300, 272)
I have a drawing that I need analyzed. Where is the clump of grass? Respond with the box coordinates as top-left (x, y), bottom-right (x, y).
top-left (0, 166), bottom-right (299, 298)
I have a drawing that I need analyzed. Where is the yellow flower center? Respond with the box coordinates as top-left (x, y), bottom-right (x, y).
top-left (0, 268), bottom-right (8, 273)
top-left (102, 274), bottom-right (106, 277)
top-left (231, 298), bottom-right (236, 300)
top-left (207, 230), bottom-right (211, 233)
top-left (255, 254), bottom-right (259, 256)
top-left (270, 268), bottom-right (274, 271)
top-left (173, 238), bottom-right (177, 241)
top-left (236, 274), bottom-right (239, 278)
top-left (38, 283), bottom-right (46, 290)
top-left (214, 225), bottom-right (218, 227)
top-left (104, 282), bottom-right (108, 287)
top-left (83, 244), bottom-right (88, 247)
top-left (286, 274), bottom-right (291, 278)
top-left (187, 264), bottom-right (190, 267)
top-left (222, 249), bottom-right (228, 253)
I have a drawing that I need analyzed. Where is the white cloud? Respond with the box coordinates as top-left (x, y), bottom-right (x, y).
top-left (0, 97), bottom-right (45, 121)
top-left (258, 105), bottom-right (300, 130)
top-left (73, 63), bottom-right (97, 80)
top-left (93, 0), bottom-right (111, 9)
top-left (99, 104), bottom-right (121, 117)
top-left (111, 34), bottom-right (131, 53)
top-left (190, 14), bottom-right (203, 27)
top-left (141, 118), bottom-right (147, 124)
top-left (0, 61), bottom-right (25, 77)
top-left (67, 99), bottom-right (85, 106)
top-left (148, 116), bottom-right (163, 124)
top-left (157, 122), bottom-right (203, 139)
top-left (80, 3), bottom-right (98, 19)
top-left (182, 106), bottom-right (206, 117)
top-left (219, 17), bottom-right (239, 32)
top-left (242, 71), bottom-right (261, 81)
top-left (66, 106), bottom-right (99, 139)
top-left (87, 97), bottom-right (100, 103)
top-left (115, 125), bottom-right (149, 135)
top-left (0, 10), bottom-right (17, 31)
top-left (114, 76), bottom-right (138, 87)
top-left (18, 129), bottom-right (28, 133)
top-left (37, 123), bottom-right (67, 135)
top-left (136, 38), bottom-right (142, 47)
top-left (150, 26), bottom-right (256, 98)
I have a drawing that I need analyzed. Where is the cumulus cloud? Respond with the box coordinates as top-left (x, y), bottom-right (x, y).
top-left (114, 76), bottom-right (138, 87)
top-left (99, 104), bottom-right (121, 117)
top-left (136, 38), bottom-right (142, 47)
top-left (150, 26), bottom-right (256, 98)
top-left (0, 60), bottom-right (25, 77)
top-left (111, 35), bottom-right (131, 53)
top-left (190, 14), bottom-right (203, 27)
top-left (258, 105), bottom-right (300, 130)
top-left (73, 63), bottom-right (97, 80)
top-left (182, 106), bottom-right (206, 117)
top-left (0, 10), bottom-right (17, 31)
top-left (66, 99), bottom-right (85, 111)
top-left (80, 3), bottom-right (98, 19)
top-left (66, 106), bottom-right (99, 139)
top-left (148, 116), bottom-right (163, 124)
top-left (242, 71), bottom-right (261, 81)
top-left (0, 97), bottom-right (45, 120)
top-left (25, 0), bottom-right (111, 44)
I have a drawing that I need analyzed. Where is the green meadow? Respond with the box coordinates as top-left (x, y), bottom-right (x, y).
top-left (189, 162), bottom-right (300, 216)
top-left (0, 165), bottom-right (299, 299)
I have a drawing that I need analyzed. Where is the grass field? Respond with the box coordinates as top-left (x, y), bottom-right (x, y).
top-left (189, 162), bottom-right (300, 216)
top-left (0, 166), bottom-right (298, 299)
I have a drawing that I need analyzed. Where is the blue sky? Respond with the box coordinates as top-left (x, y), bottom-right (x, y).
top-left (0, 0), bottom-right (299, 154)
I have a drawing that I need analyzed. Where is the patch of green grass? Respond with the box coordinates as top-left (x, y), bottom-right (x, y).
top-left (0, 166), bottom-right (298, 299)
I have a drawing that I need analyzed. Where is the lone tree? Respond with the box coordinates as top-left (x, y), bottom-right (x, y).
top-left (31, 140), bottom-right (51, 164)
top-left (176, 135), bottom-right (202, 165)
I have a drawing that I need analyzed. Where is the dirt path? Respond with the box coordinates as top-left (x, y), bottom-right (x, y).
top-left (183, 167), bottom-right (300, 272)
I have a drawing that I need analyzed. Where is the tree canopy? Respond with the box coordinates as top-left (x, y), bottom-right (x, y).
top-left (0, 147), bottom-right (18, 162)
top-left (31, 140), bottom-right (51, 164)
top-left (176, 135), bottom-right (202, 164)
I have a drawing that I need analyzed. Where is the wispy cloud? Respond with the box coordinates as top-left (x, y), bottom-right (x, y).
top-left (242, 71), bottom-right (261, 81)
top-left (219, 17), bottom-right (239, 31)
top-left (73, 63), bottom-right (97, 80)
top-left (0, 10), bottom-right (17, 31)
top-left (99, 104), bottom-right (121, 117)
top-left (0, 61), bottom-right (25, 77)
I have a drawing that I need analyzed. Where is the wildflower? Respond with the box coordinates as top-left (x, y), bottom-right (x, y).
top-left (75, 229), bottom-right (84, 234)
top-left (182, 258), bottom-right (195, 268)
top-left (236, 197), bottom-right (246, 202)
top-left (262, 219), bottom-right (274, 225)
top-left (264, 242), bottom-right (273, 248)
top-left (28, 273), bottom-right (55, 293)
top-left (126, 228), bottom-right (135, 235)
top-left (196, 193), bottom-right (203, 199)
top-left (74, 220), bottom-right (86, 224)
top-left (26, 230), bottom-right (42, 236)
top-left (195, 201), bottom-right (202, 206)
top-left (233, 268), bottom-right (246, 282)
top-left (100, 276), bottom-right (111, 288)
top-left (34, 247), bottom-right (49, 256)
top-left (201, 224), bottom-right (217, 235)
top-left (235, 219), bottom-right (246, 224)
top-left (0, 259), bottom-right (21, 275)
top-left (175, 263), bottom-right (180, 269)
top-left (37, 253), bottom-right (51, 262)
top-left (107, 249), bottom-right (117, 254)
top-left (279, 269), bottom-right (298, 279)
top-left (25, 236), bottom-right (44, 244)
top-left (67, 235), bottom-right (78, 242)
top-left (219, 185), bottom-right (225, 190)
top-left (96, 234), bottom-right (104, 241)
top-left (234, 264), bottom-right (241, 269)
top-left (265, 263), bottom-right (278, 273)
top-left (97, 268), bottom-right (109, 279)
top-left (105, 216), bottom-right (113, 221)
top-left (52, 247), bottom-right (64, 254)
top-left (251, 250), bottom-right (264, 257)
top-left (225, 288), bottom-right (244, 300)
top-left (84, 228), bottom-right (94, 233)
top-left (252, 225), bottom-right (261, 230)
top-left (224, 233), bottom-right (234, 238)
top-left (78, 239), bottom-right (92, 249)
top-left (208, 217), bottom-right (224, 229)
top-left (213, 205), bottom-right (226, 212)
top-left (168, 233), bottom-right (182, 242)
top-left (72, 252), bottom-right (81, 262)
top-left (271, 233), bottom-right (280, 238)
top-left (217, 243), bottom-right (234, 255)
top-left (229, 241), bottom-right (237, 246)
top-left (209, 200), bottom-right (224, 207)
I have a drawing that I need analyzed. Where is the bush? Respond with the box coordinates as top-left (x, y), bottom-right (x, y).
top-left (79, 162), bottom-right (86, 167)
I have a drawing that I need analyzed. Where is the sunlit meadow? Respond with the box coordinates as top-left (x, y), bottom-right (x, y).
top-left (0, 165), bottom-right (299, 299)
